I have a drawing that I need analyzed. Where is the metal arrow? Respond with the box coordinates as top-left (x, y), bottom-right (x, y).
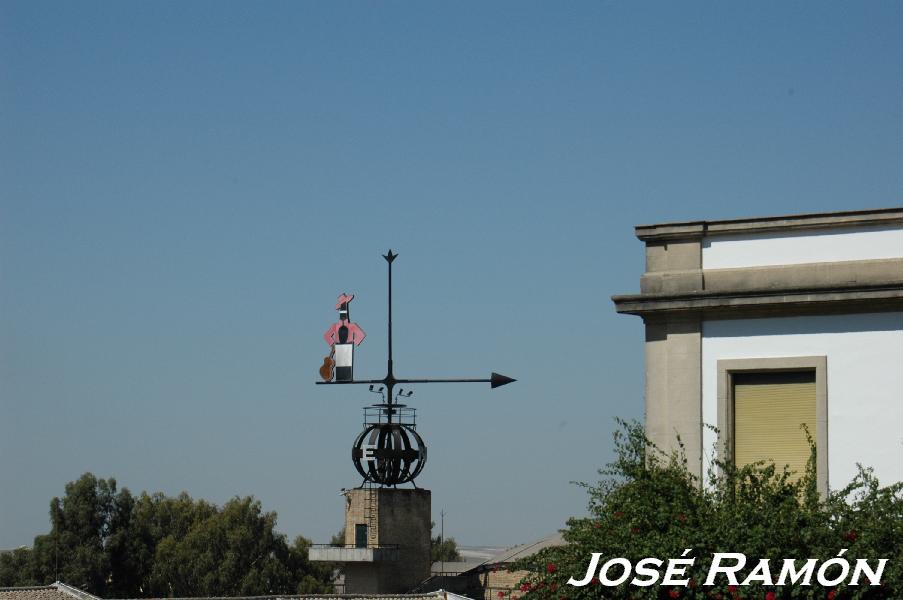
top-left (316, 372), bottom-right (516, 389)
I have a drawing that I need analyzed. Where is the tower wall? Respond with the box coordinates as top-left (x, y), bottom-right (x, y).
top-left (342, 487), bottom-right (431, 593)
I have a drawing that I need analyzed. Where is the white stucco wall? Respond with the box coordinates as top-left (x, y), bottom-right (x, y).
top-left (702, 312), bottom-right (903, 490)
top-left (702, 225), bottom-right (903, 269)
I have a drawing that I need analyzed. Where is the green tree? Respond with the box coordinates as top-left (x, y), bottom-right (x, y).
top-left (431, 521), bottom-right (461, 563)
top-left (511, 420), bottom-right (902, 600)
top-left (0, 474), bottom-right (334, 596)
top-left (287, 535), bottom-right (336, 594)
top-left (330, 527), bottom-right (346, 546)
top-left (151, 496), bottom-right (298, 595)
top-left (111, 491), bottom-right (218, 596)
top-left (0, 547), bottom-right (35, 586)
top-left (14, 473), bottom-right (133, 594)
top-left (431, 536), bottom-right (461, 563)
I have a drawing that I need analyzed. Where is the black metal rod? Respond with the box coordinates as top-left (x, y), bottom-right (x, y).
top-left (387, 254), bottom-right (393, 377)
top-left (383, 251), bottom-right (397, 422)
top-left (394, 378), bottom-right (492, 384)
top-left (316, 377), bottom-right (492, 385)
top-left (316, 379), bottom-right (387, 385)
top-left (316, 378), bottom-right (490, 385)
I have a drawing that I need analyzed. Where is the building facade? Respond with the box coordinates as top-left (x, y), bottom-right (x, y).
top-left (613, 207), bottom-right (903, 493)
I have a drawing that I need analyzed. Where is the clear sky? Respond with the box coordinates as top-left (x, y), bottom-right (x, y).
top-left (1, 1), bottom-right (902, 550)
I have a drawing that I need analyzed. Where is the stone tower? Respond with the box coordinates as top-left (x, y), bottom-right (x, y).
top-left (310, 487), bottom-right (431, 593)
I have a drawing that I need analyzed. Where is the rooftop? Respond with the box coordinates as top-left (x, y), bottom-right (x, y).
top-left (0, 583), bottom-right (98, 600)
top-left (0, 584), bottom-right (469, 600)
top-left (473, 533), bottom-right (565, 570)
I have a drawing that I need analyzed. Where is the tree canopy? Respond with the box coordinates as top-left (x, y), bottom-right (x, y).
top-left (431, 536), bottom-right (461, 563)
top-left (0, 474), bottom-right (334, 596)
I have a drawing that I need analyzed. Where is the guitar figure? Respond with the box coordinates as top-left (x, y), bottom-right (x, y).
top-left (319, 347), bottom-right (335, 381)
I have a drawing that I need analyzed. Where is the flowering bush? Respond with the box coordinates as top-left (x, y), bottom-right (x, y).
top-left (510, 420), bottom-right (902, 599)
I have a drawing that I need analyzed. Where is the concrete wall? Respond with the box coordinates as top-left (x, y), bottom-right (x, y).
top-left (344, 488), bottom-right (379, 547)
top-left (644, 316), bottom-right (702, 476)
top-left (377, 489), bottom-right (432, 592)
top-left (479, 569), bottom-right (529, 600)
top-left (702, 225), bottom-right (903, 269)
top-left (702, 312), bottom-right (903, 488)
top-left (342, 488), bottom-right (431, 593)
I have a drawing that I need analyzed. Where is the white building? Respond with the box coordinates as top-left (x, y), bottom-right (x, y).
top-left (613, 207), bottom-right (903, 494)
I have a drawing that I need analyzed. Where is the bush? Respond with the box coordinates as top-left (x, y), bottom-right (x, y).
top-left (510, 420), bottom-right (902, 599)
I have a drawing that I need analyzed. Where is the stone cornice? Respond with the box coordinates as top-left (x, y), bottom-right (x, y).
top-left (612, 282), bottom-right (903, 319)
top-left (635, 206), bottom-right (903, 242)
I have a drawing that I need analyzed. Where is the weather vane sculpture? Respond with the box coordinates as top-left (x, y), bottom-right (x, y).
top-left (317, 250), bottom-right (515, 487)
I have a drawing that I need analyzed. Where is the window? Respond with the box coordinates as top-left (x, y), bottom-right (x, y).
top-left (732, 370), bottom-right (815, 480)
top-left (717, 356), bottom-right (827, 495)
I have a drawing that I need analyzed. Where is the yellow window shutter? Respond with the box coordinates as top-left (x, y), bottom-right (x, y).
top-left (733, 371), bottom-right (816, 479)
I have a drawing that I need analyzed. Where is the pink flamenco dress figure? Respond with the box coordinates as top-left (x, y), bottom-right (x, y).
top-left (321, 293), bottom-right (366, 382)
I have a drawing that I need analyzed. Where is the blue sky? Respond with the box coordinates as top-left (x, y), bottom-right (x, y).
top-left (1, 1), bottom-right (902, 549)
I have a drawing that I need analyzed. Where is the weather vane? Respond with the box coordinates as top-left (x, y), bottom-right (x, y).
top-left (317, 250), bottom-right (515, 487)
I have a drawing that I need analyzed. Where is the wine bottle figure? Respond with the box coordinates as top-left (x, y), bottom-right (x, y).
top-left (321, 293), bottom-right (366, 381)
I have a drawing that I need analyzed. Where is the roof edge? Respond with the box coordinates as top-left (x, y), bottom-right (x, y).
top-left (52, 583), bottom-right (101, 600)
top-left (106, 593), bottom-right (446, 600)
top-left (635, 206), bottom-right (903, 241)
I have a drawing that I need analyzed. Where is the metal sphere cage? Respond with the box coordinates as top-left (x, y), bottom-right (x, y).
top-left (351, 404), bottom-right (427, 486)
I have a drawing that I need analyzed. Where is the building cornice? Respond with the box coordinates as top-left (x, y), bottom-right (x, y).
top-left (635, 206), bottom-right (903, 242)
top-left (612, 282), bottom-right (903, 319)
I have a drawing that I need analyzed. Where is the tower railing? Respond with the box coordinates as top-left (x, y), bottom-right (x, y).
top-left (362, 405), bottom-right (417, 427)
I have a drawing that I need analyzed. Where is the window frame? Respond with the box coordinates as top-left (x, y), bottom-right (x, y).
top-left (716, 356), bottom-right (828, 496)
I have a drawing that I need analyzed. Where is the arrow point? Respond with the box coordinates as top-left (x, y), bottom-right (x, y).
top-left (490, 372), bottom-right (516, 389)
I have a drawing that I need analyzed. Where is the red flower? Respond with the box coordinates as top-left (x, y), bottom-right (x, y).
top-left (613, 511), bottom-right (625, 519)
top-left (677, 513), bottom-right (688, 522)
top-left (519, 584), bottom-right (531, 593)
top-left (546, 563), bottom-right (557, 574)
top-left (728, 586), bottom-right (737, 593)
top-left (630, 526), bottom-right (641, 534)
top-left (550, 583), bottom-right (558, 592)
top-left (591, 577), bottom-right (600, 585)
top-left (765, 593), bottom-right (776, 600)
top-left (669, 590), bottom-right (680, 599)
top-left (497, 592), bottom-right (505, 598)
top-left (593, 521), bottom-right (603, 529)
top-left (827, 591), bottom-right (836, 600)
top-left (843, 530), bottom-right (858, 542)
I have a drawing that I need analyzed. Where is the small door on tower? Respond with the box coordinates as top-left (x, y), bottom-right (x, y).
top-left (355, 523), bottom-right (368, 548)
